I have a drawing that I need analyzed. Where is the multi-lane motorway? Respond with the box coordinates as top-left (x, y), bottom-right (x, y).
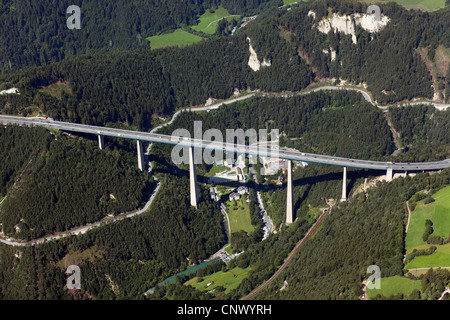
top-left (1, 115), bottom-right (449, 172)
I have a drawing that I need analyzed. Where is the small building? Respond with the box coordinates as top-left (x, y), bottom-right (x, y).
top-left (237, 186), bottom-right (248, 195)
top-left (229, 192), bottom-right (240, 201)
top-left (277, 175), bottom-right (284, 185)
top-left (0, 88), bottom-right (19, 95)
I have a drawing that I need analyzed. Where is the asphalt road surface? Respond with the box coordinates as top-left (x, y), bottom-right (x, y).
top-left (1, 115), bottom-right (449, 172)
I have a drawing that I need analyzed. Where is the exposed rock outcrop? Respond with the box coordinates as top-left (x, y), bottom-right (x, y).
top-left (247, 37), bottom-right (272, 72)
top-left (316, 12), bottom-right (390, 44)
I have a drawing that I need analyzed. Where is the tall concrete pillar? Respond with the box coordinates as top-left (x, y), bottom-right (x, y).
top-left (286, 160), bottom-right (294, 225)
top-left (189, 146), bottom-right (199, 208)
top-left (137, 140), bottom-right (145, 171)
top-left (341, 167), bottom-right (347, 202)
top-left (98, 135), bottom-right (105, 150)
top-left (386, 168), bottom-right (393, 182)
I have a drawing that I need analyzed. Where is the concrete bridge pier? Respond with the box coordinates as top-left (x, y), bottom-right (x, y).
top-left (98, 135), bottom-right (105, 150)
top-left (386, 168), bottom-right (393, 182)
top-left (137, 140), bottom-right (145, 171)
top-left (286, 160), bottom-right (294, 225)
top-left (341, 166), bottom-right (347, 202)
top-left (189, 146), bottom-right (199, 208)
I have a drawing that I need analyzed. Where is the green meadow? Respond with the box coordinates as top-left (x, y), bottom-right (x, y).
top-left (406, 244), bottom-right (450, 269)
top-left (191, 7), bottom-right (239, 34)
top-left (360, 0), bottom-right (447, 12)
top-left (146, 7), bottom-right (237, 49)
top-left (204, 165), bottom-right (228, 178)
top-left (185, 266), bottom-right (251, 294)
top-left (283, 0), bottom-right (302, 5)
top-left (366, 275), bottom-right (421, 299)
top-left (226, 196), bottom-right (254, 235)
top-left (404, 186), bottom-right (450, 269)
top-left (146, 29), bottom-right (204, 50)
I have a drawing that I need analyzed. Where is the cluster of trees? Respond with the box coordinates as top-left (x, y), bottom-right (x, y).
top-left (422, 219), bottom-right (435, 242)
top-left (0, 125), bottom-right (154, 240)
top-left (421, 268), bottom-right (450, 300)
top-left (0, 125), bottom-right (52, 197)
top-left (223, 216), bottom-right (312, 299)
top-left (221, 0), bottom-right (282, 15)
top-left (387, 105), bottom-right (450, 162)
top-left (405, 246), bottom-right (437, 265)
top-left (421, 218), bottom-right (450, 245)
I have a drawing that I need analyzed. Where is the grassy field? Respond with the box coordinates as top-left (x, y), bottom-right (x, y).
top-left (283, 0), bottom-right (303, 5)
top-left (185, 266), bottom-right (251, 294)
top-left (366, 275), bottom-right (421, 299)
top-left (146, 29), bottom-right (204, 50)
top-left (404, 186), bottom-right (450, 269)
top-left (226, 196), bottom-right (254, 234)
top-left (191, 7), bottom-right (239, 34)
top-left (204, 165), bottom-right (228, 178)
top-left (406, 243), bottom-right (450, 269)
top-left (38, 81), bottom-right (72, 100)
top-left (406, 186), bottom-right (450, 250)
top-left (360, 0), bottom-right (447, 11)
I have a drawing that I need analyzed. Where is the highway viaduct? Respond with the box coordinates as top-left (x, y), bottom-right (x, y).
top-left (1, 115), bottom-right (449, 225)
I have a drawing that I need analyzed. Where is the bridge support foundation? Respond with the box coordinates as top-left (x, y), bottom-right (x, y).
top-left (386, 168), bottom-right (393, 182)
top-left (98, 135), bottom-right (105, 150)
top-left (137, 140), bottom-right (145, 171)
top-left (341, 167), bottom-right (347, 202)
top-left (286, 160), bottom-right (294, 225)
top-left (189, 146), bottom-right (199, 208)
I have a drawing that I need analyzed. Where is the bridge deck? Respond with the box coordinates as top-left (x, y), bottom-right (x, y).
top-left (1, 115), bottom-right (449, 171)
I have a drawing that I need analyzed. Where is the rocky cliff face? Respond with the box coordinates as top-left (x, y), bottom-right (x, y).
top-left (247, 37), bottom-right (271, 72)
top-left (316, 12), bottom-right (390, 44)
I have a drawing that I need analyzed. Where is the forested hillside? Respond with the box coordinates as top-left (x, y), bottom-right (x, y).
top-left (160, 91), bottom-right (394, 160)
top-left (0, 138), bottom-right (226, 299)
top-left (0, 33), bottom-right (313, 130)
top-left (259, 0), bottom-right (449, 103)
top-left (0, 125), bottom-right (154, 240)
top-left (387, 105), bottom-right (450, 162)
top-left (226, 169), bottom-right (450, 299)
top-left (1, 0), bottom-right (447, 131)
top-left (0, 0), bottom-right (282, 73)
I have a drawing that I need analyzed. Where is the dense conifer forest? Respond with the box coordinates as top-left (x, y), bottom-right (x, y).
top-left (0, 139), bottom-right (226, 299)
top-left (387, 105), bottom-right (450, 161)
top-left (0, 0), bottom-right (283, 73)
top-left (0, 125), bottom-right (154, 240)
